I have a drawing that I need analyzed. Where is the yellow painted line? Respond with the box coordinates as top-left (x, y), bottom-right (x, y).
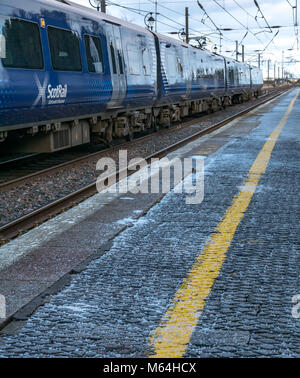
top-left (149, 90), bottom-right (299, 358)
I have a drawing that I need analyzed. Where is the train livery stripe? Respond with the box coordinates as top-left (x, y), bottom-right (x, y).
top-left (148, 89), bottom-right (299, 358)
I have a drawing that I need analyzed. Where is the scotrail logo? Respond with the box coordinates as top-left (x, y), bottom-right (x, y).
top-left (47, 84), bottom-right (68, 104)
top-left (33, 74), bottom-right (68, 107)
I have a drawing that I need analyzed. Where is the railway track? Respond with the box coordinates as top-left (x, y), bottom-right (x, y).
top-left (0, 143), bottom-right (118, 186)
top-left (0, 153), bottom-right (39, 166)
top-left (0, 85), bottom-right (286, 189)
top-left (0, 85), bottom-right (292, 242)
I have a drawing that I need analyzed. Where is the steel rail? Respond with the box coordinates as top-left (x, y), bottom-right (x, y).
top-left (0, 86), bottom-right (291, 242)
top-left (0, 86), bottom-right (286, 192)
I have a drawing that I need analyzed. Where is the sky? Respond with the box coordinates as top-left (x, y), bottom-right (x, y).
top-left (71, 0), bottom-right (300, 78)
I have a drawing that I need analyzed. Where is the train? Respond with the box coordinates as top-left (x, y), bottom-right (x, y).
top-left (0, 0), bottom-right (263, 153)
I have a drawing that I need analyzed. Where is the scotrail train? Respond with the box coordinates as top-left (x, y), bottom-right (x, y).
top-left (0, 0), bottom-right (263, 152)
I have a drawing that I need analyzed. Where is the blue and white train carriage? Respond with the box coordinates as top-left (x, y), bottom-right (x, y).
top-left (0, 0), bottom-right (263, 152)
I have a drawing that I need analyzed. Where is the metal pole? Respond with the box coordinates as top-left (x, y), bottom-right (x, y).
top-left (282, 50), bottom-right (284, 79)
top-left (267, 59), bottom-right (270, 80)
top-left (296, 0), bottom-right (299, 49)
top-left (155, 0), bottom-right (158, 32)
top-left (258, 53), bottom-right (261, 68)
top-left (274, 61), bottom-right (276, 80)
top-left (242, 45), bottom-right (245, 62)
top-left (101, 0), bottom-right (106, 13)
top-left (236, 40), bottom-right (239, 61)
top-left (185, 7), bottom-right (189, 44)
top-left (219, 33), bottom-right (222, 54)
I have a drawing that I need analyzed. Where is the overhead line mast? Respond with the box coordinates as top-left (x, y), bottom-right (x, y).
top-left (185, 7), bottom-right (189, 44)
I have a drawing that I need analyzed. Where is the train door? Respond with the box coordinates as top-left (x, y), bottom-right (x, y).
top-left (105, 22), bottom-right (127, 108)
top-left (223, 57), bottom-right (228, 91)
top-left (182, 46), bottom-right (192, 99)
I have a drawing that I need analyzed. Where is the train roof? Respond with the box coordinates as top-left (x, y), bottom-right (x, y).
top-left (61, 0), bottom-right (152, 34)
top-left (3, 0), bottom-right (260, 72)
top-left (155, 32), bottom-right (227, 62)
top-left (3, 0), bottom-right (153, 36)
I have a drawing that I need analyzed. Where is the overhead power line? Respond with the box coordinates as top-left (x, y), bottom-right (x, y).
top-left (232, 0), bottom-right (253, 19)
top-left (100, 0), bottom-right (286, 56)
top-left (117, 0), bottom-right (230, 49)
top-left (197, 1), bottom-right (222, 35)
top-left (229, 0), bottom-right (278, 50)
top-left (106, 1), bottom-right (148, 15)
top-left (261, 30), bottom-right (280, 52)
top-left (253, 0), bottom-right (273, 33)
top-left (209, 0), bottom-right (283, 53)
top-left (285, 0), bottom-right (299, 49)
top-left (106, 0), bottom-right (183, 32)
top-left (211, 0), bottom-right (263, 44)
top-left (145, 0), bottom-right (235, 45)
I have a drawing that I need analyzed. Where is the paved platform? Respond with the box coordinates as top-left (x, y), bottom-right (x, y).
top-left (0, 88), bottom-right (299, 357)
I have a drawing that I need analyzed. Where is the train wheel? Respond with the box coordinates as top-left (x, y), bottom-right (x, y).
top-left (104, 123), bottom-right (113, 147)
top-left (153, 116), bottom-right (159, 132)
top-left (127, 132), bottom-right (134, 142)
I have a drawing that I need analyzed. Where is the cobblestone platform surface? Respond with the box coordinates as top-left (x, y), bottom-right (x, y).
top-left (0, 89), bottom-right (299, 357)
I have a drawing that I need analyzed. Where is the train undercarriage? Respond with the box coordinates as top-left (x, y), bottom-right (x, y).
top-left (0, 90), bottom-right (260, 153)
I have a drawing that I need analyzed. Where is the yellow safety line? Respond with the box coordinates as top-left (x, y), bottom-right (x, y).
top-left (149, 90), bottom-right (299, 358)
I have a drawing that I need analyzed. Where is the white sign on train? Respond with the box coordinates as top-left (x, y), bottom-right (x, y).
top-left (96, 150), bottom-right (204, 205)
top-left (47, 84), bottom-right (68, 100)
top-left (33, 74), bottom-right (68, 107)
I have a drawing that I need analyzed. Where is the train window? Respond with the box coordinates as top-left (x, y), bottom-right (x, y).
top-left (84, 35), bottom-right (103, 73)
top-left (142, 48), bottom-right (151, 76)
top-left (177, 57), bottom-right (183, 74)
top-left (166, 51), bottom-right (177, 77)
top-left (190, 52), bottom-right (196, 80)
top-left (114, 36), bottom-right (124, 75)
top-left (48, 26), bottom-right (82, 71)
top-left (0, 16), bottom-right (44, 69)
top-left (217, 68), bottom-right (224, 81)
top-left (228, 67), bottom-right (235, 83)
top-left (197, 66), bottom-right (205, 79)
top-left (127, 44), bottom-right (141, 75)
top-left (109, 41), bottom-right (117, 74)
top-left (117, 49), bottom-right (124, 75)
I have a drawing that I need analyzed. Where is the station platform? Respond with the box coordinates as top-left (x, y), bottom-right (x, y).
top-left (0, 88), bottom-right (299, 357)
